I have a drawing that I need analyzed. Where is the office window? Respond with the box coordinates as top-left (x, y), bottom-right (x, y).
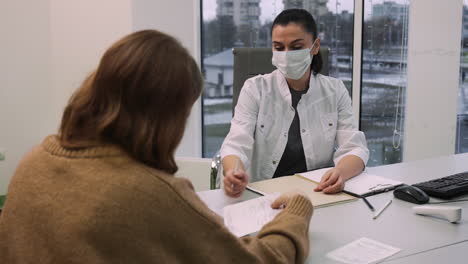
top-left (361, 0), bottom-right (409, 166)
top-left (457, 2), bottom-right (468, 154)
top-left (201, 0), bottom-right (355, 158)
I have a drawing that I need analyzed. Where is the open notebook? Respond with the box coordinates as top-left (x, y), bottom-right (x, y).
top-left (298, 168), bottom-right (403, 197)
top-left (247, 175), bottom-right (357, 208)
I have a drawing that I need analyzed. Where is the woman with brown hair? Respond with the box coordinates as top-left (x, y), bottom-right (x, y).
top-left (0, 30), bottom-right (313, 263)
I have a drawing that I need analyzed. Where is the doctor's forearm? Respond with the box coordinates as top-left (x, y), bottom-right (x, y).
top-left (222, 155), bottom-right (245, 174)
top-left (335, 155), bottom-right (365, 181)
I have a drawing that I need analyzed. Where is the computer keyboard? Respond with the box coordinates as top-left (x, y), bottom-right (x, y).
top-left (412, 171), bottom-right (468, 199)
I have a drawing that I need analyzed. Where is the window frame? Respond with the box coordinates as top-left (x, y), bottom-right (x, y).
top-left (198, 0), bottom-right (465, 162)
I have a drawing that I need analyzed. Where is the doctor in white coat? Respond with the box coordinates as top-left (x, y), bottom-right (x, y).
top-left (221, 9), bottom-right (369, 197)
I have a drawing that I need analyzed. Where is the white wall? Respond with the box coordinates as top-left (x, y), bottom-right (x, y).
top-left (0, 0), bottom-right (134, 195)
top-left (50, 0), bottom-right (203, 158)
top-left (404, 0), bottom-right (463, 161)
top-left (0, 0), bottom-right (202, 195)
top-left (49, 0), bottom-right (133, 123)
top-left (132, 0), bottom-right (202, 157)
top-left (0, 0), bottom-right (53, 195)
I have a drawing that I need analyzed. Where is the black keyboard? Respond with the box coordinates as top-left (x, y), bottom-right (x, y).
top-left (413, 171), bottom-right (468, 199)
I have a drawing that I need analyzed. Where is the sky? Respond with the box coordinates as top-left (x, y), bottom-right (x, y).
top-left (202, 0), bottom-right (409, 22)
top-left (202, 0), bottom-right (351, 22)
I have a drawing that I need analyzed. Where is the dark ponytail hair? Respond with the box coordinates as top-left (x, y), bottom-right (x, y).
top-left (271, 9), bottom-right (322, 75)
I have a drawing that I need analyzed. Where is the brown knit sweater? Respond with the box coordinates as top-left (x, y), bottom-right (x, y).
top-left (0, 135), bottom-right (313, 263)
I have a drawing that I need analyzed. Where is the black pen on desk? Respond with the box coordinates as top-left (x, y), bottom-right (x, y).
top-left (343, 190), bottom-right (374, 212)
top-left (361, 196), bottom-right (375, 211)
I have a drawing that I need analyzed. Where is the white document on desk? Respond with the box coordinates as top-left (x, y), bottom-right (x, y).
top-left (326, 237), bottom-right (401, 264)
top-left (223, 193), bottom-right (281, 237)
top-left (197, 189), bottom-right (242, 217)
top-left (299, 168), bottom-right (403, 196)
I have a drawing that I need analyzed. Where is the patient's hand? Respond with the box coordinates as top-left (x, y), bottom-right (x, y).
top-left (271, 190), bottom-right (312, 211)
top-left (223, 169), bottom-right (249, 198)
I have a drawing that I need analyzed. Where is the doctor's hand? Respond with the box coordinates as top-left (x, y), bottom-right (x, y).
top-left (223, 169), bottom-right (249, 198)
top-left (314, 168), bottom-right (345, 194)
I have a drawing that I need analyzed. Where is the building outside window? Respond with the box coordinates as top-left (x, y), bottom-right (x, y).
top-left (202, 0), bottom-right (355, 158)
top-left (201, 0), bottom-right (410, 168)
top-left (361, 0), bottom-right (409, 166)
top-left (457, 1), bottom-right (468, 154)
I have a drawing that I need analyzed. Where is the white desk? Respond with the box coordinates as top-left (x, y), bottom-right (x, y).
top-left (202, 153), bottom-right (468, 263)
top-left (384, 240), bottom-right (468, 264)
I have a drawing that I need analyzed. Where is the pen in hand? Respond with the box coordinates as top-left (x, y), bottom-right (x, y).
top-left (231, 158), bottom-right (240, 191)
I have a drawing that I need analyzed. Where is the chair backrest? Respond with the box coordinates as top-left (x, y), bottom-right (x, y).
top-left (232, 47), bottom-right (329, 113)
top-left (175, 157), bottom-right (213, 191)
top-left (0, 195), bottom-right (6, 214)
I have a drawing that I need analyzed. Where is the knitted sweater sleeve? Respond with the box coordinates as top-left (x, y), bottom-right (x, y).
top-left (89, 168), bottom-right (313, 264)
top-left (162, 177), bottom-right (313, 264)
top-left (233, 195), bottom-right (313, 263)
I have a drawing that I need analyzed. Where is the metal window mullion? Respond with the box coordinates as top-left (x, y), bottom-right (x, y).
top-left (352, 0), bottom-right (364, 129)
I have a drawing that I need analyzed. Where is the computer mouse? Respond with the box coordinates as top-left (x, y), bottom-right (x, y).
top-left (393, 184), bottom-right (429, 204)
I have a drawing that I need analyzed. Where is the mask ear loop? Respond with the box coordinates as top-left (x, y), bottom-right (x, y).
top-left (309, 38), bottom-right (319, 76)
top-left (310, 39), bottom-right (318, 55)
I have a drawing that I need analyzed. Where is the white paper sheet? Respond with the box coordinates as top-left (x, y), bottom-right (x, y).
top-left (326, 237), bottom-right (401, 264)
top-left (197, 189), bottom-right (242, 217)
top-left (223, 193), bottom-right (281, 237)
top-left (299, 168), bottom-right (402, 196)
top-left (298, 168), bottom-right (332, 182)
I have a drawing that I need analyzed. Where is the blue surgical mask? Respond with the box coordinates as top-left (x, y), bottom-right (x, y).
top-left (271, 40), bottom-right (317, 80)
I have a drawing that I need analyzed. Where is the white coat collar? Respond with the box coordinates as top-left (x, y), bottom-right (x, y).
top-left (274, 70), bottom-right (318, 99)
top-left (274, 70), bottom-right (291, 99)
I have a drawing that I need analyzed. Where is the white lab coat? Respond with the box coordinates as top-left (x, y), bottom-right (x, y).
top-left (220, 70), bottom-right (369, 182)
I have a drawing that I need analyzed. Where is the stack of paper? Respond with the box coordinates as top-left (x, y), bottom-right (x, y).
top-left (223, 193), bottom-right (281, 237)
top-left (298, 168), bottom-right (403, 197)
top-left (247, 175), bottom-right (357, 208)
top-left (197, 189), bottom-right (242, 216)
top-left (197, 190), bottom-right (284, 237)
top-left (327, 237), bottom-right (401, 264)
